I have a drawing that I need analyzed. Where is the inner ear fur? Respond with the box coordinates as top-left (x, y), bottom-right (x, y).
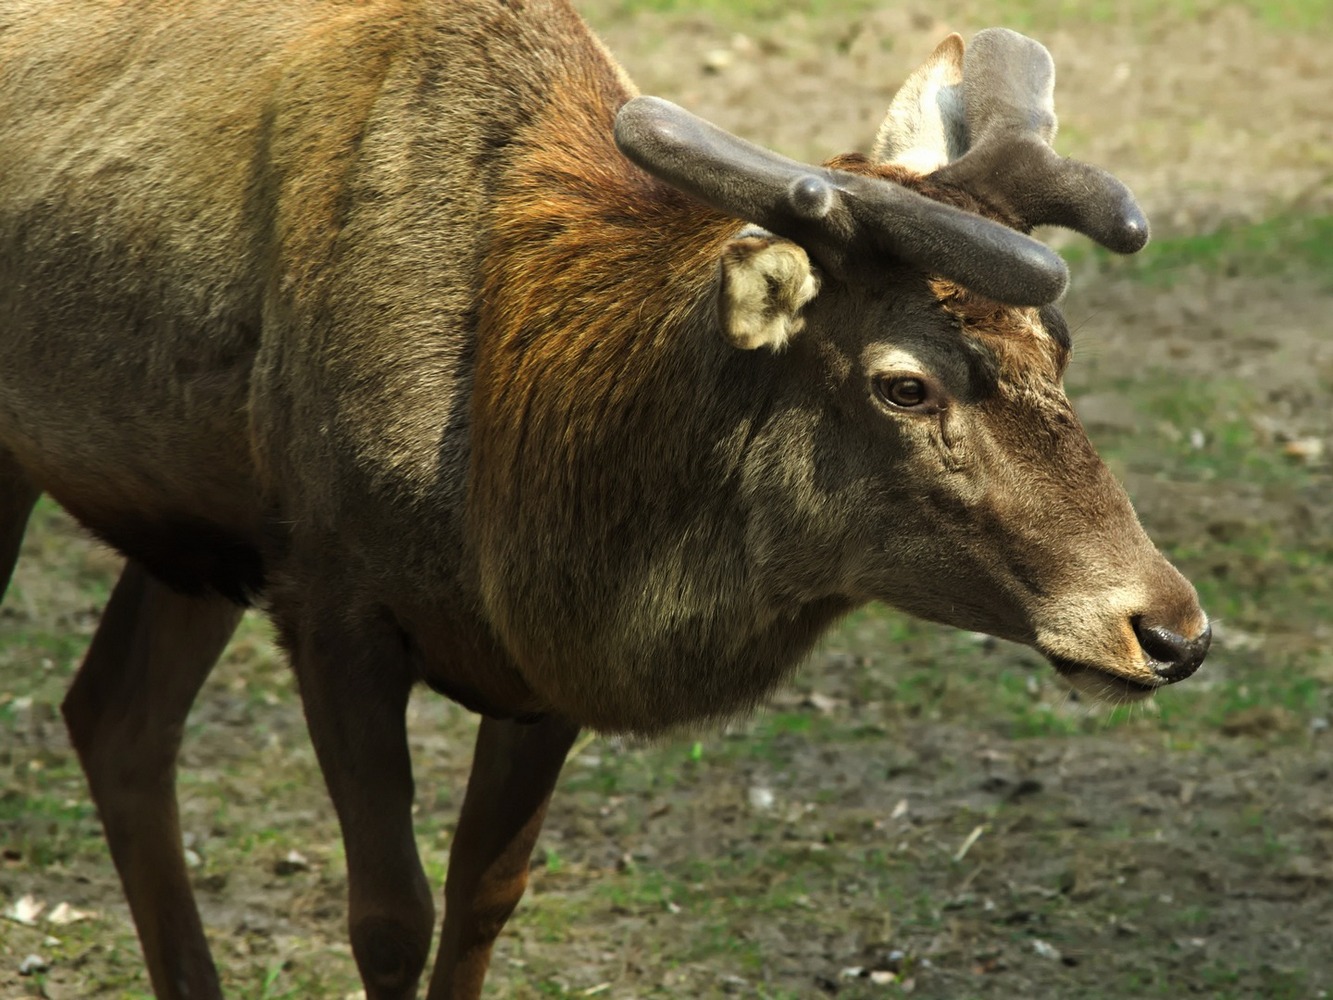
top-left (717, 233), bottom-right (819, 351)
top-left (872, 32), bottom-right (968, 172)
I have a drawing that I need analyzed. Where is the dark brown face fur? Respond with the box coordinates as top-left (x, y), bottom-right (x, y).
top-left (745, 159), bottom-right (1206, 702)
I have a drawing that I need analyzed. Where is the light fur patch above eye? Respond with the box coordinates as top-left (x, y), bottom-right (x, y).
top-left (718, 235), bottom-right (819, 351)
top-left (868, 347), bottom-right (930, 374)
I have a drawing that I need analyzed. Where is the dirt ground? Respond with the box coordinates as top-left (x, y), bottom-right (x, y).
top-left (2, 2), bottom-right (1331, 998)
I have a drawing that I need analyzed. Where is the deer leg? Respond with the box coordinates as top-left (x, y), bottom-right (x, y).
top-left (427, 714), bottom-right (580, 1000)
top-left (288, 621), bottom-right (436, 1000)
top-left (61, 560), bottom-right (242, 1000)
top-left (0, 448), bottom-right (39, 598)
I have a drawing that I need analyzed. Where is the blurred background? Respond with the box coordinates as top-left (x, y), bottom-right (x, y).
top-left (2, 0), bottom-right (1330, 996)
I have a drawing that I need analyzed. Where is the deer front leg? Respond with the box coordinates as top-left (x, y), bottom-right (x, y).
top-left (287, 617), bottom-right (435, 1000)
top-left (0, 448), bottom-right (39, 598)
top-left (427, 714), bottom-right (580, 1000)
top-left (61, 560), bottom-right (243, 1000)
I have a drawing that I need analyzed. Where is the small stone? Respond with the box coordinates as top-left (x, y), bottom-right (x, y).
top-left (730, 33), bottom-right (756, 55)
top-left (1282, 437), bottom-right (1324, 464)
top-left (47, 901), bottom-right (96, 925)
top-left (702, 48), bottom-right (734, 73)
top-left (19, 954), bottom-right (49, 976)
top-left (6, 894), bottom-right (43, 925)
top-left (748, 786), bottom-right (775, 811)
top-left (1032, 939), bottom-right (1062, 961)
top-left (802, 691), bottom-right (842, 714)
top-left (273, 849), bottom-right (311, 876)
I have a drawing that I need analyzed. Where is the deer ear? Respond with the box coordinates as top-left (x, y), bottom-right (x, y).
top-left (871, 33), bottom-right (968, 172)
top-left (718, 232), bottom-right (819, 351)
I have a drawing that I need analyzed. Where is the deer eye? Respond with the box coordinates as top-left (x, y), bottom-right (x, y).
top-left (876, 375), bottom-right (930, 409)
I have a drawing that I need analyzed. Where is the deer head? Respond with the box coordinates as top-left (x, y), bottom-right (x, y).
top-left (608, 29), bottom-right (1208, 706)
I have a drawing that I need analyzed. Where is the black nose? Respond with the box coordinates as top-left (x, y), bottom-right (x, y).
top-left (1132, 619), bottom-right (1211, 683)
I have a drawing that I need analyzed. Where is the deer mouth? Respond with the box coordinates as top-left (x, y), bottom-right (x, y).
top-left (1046, 656), bottom-right (1161, 702)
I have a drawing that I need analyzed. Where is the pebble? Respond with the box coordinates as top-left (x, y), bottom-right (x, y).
top-left (19, 954), bottom-right (49, 976)
top-left (747, 786), bottom-right (775, 811)
top-left (1032, 939), bottom-right (1062, 961)
top-left (1282, 437), bottom-right (1324, 464)
top-left (273, 849), bottom-right (311, 875)
top-left (702, 48), bottom-right (734, 73)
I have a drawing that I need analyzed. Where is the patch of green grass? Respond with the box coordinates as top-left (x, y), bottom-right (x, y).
top-left (217, 953), bottom-right (363, 1000)
top-left (819, 608), bottom-right (1184, 741)
top-left (524, 850), bottom-right (869, 989)
top-left (561, 738), bottom-right (693, 797)
top-left (1085, 370), bottom-right (1332, 641)
top-left (586, 0), bottom-right (1328, 31)
top-left (587, 0), bottom-right (878, 21)
top-left (1187, 962), bottom-right (1310, 999)
top-left (0, 629), bottom-right (91, 674)
top-left (1211, 671), bottom-right (1320, 723)
top-left (1239, 0), bottom-right (1330, 29)
top-left (0, 768), bottom-right (106, 865)
top-left (989, 0), bottom-right (1326, 31)
top-left (991, 671), bottom-right (1083, 738)
top-left (1068, 214), bottom-right (1333, 288)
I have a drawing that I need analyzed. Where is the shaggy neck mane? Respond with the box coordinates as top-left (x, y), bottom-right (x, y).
top-left (472, 78), bottom-right (745, 546)
top-left (468, 71), bottom-right (848, 732)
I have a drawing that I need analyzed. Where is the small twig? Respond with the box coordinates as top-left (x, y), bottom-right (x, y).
top-left (953, 824), bottom-right (987, 862)
top-left (568, 730), bottom-right (598, 759)
top-left (958, 864), bottom-right (984, 891)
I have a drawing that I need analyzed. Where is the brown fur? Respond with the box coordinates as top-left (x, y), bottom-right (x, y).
top-left (0, 2), bottom-right (1209, 996)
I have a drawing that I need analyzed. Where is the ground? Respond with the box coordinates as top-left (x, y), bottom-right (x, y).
top-left (2, 1), bottom-right (1331, 998)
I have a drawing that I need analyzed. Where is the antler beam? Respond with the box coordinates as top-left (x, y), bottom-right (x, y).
top-left (615, 95), bottom-right (1070, 306)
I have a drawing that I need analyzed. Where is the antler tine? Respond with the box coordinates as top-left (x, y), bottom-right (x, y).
top-left (615, 96), bottom-right (1069, 305)
top-left (962, 28), bottom-right (1058, 149)
top-left (935, 28), bottom-right (1149, 254)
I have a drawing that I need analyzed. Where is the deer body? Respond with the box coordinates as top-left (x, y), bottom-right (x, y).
top-left (1, 2), bottom-right (1210, 997)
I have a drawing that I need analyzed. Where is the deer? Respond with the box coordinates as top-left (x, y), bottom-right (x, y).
top-left (0, 1), bottom-right (1211, 997)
